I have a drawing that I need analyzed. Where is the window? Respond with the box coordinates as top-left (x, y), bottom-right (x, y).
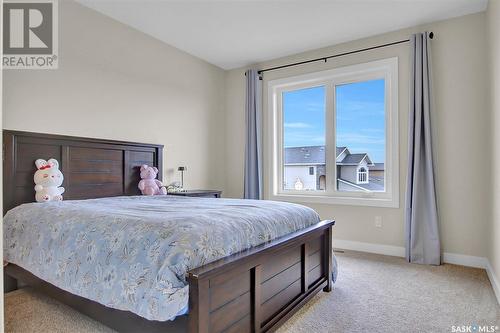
top-left (282, 86), bottom-right (325, 192)
top-left (357, 167), bottom-right (368, 184)
top-left (268, 58), bottom-right (399, 207)
top-left (336, 79), bottom-right (384, 192)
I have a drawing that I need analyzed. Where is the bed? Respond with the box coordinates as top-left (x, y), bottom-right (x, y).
top-left (3, 130), bottom-right (335, 333)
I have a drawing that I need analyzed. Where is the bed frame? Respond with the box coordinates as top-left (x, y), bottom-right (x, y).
top-left (3, 130), bottom-right (335, 333)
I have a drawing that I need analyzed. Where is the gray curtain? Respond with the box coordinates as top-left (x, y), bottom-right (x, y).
top-left (244, 69), bottom-right (263, 199)
top-left (405, 32), bottom-right (441, 265)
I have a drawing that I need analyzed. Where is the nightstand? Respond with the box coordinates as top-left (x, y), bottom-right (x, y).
top-left (168, 190), bottom-right (222, 198)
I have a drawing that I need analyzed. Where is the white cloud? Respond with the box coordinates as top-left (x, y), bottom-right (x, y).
top-left (336, 101), bottom-right (385, 121)
top-left (284, 122), bottom-right (313, 129)
top-left (337, 132), bottom-right (385, 145)
top-left (306, 102), bottom-right (325, 112)
top-left (345, 101), bottom-right (384, 112)
top-left (284, 132), bottom-right (325, 147)
top-left (361, 128), bottom-right (385, 134)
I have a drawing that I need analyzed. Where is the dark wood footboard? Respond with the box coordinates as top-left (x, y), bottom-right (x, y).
top-left (5, 220), bottom-right (334, 333)
top-left (187, 219), bottom-right (335, 333)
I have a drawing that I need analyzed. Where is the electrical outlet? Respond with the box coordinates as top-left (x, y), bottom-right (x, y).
top-left (375, 216), bottom-right (383, 228)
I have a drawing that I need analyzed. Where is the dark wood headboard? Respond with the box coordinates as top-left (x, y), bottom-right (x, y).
top-left (3, 130), bottom-right (164, 213)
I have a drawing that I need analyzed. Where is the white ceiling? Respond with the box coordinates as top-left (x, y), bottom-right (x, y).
top-left (77, 0), bottom-right (488, 70)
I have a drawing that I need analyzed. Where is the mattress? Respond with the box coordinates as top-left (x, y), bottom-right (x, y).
top-left (3, 195), bottom-right (333, 321)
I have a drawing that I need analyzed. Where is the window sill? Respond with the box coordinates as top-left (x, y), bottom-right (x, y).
top-left (268, 193), bottom-right (399, 208)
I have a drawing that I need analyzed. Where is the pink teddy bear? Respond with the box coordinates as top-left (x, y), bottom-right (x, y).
top-left (138, 164), bottom-right (167, 196)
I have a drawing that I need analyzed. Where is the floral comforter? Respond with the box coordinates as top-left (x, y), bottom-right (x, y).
top-left (3, 195), bottom-right (325, 321)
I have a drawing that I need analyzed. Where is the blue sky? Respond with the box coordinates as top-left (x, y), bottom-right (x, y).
top-left (283, 79), bottom-right (385, 163)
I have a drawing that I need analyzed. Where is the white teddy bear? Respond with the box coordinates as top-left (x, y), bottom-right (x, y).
top-left (34, 158), bottom-right (65, 202)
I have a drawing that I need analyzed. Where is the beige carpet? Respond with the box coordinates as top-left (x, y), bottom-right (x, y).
top-left (5, 251), bottom-right (500, 333)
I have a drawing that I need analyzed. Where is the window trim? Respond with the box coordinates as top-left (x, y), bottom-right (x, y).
top-left (266, 58), bottom-right (399, 208)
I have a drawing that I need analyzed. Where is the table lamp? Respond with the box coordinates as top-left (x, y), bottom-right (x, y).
top-left (178, 166), bottom-right (187, 188)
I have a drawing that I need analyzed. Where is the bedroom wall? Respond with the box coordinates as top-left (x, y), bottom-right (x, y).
top-left (487, 0), bottom-right (500, 299)
top-left (224, 12), bottom-right (490, 259)
top-left (2, 0), bottom-right (226, 190)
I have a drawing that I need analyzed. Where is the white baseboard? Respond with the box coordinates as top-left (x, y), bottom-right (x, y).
top-left (333, 238), bottom-right (500, 305)
top-left (486, 261), bottom-right (500, 306)
top-left (333, 239), bottom-right (405, 258)
top-left (442, 252), bottom-right (488, 269)
top-left (333, 238), bottom-right (487, 268)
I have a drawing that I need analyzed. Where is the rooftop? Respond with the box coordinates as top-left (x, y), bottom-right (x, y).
top-left (284, 146), bottom-right (325, 165)
top-left (338, 153), bottom-right (373, 165)
top-left (371, 163), bottom-right (385, 171)
top-left (285, 145), bottom-right (378, 167)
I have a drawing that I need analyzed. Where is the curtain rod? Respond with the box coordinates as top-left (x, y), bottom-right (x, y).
top-left (248, 32), bottom-right (434, 78)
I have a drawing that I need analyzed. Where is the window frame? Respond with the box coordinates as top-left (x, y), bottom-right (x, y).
top-left (267, 58), bottom-right (399, 208)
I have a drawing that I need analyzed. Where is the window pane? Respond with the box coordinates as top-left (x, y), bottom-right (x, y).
top-left (283, 86), bottom-right (326, 191)
top-left (335, 79), bottom-right (385, 192)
